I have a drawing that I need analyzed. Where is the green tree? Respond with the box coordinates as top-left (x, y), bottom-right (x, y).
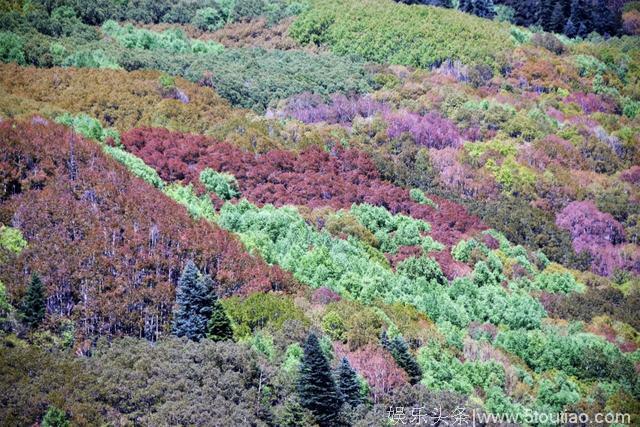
top-left (336, 357), bottom-right (362, 407)
top-left (172, 261), bottom-right (212, 341)
top-left (21, 273), bottom-right (45, 328)
top-left (207, 293), bottom-right (233, 342)
top-left (298, 333), bottom-right (342, 425)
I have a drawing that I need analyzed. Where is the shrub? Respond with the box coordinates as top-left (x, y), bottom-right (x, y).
top-left (0, 31), bottom-right (24, 65)
top-left (199, 168), bottom-right (239, 200)
top-left (222, 292), bottom-right (309, 338)
top-left (530, 32), bottom-right (565, 55)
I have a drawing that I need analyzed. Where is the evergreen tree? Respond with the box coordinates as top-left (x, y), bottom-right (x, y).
top-left (550, 2), bottom-right (567, 33)
top-left (389, 336), bottom-right (423, 385)
top-left (473, 0), bottom-right (496, 19)
top-left (298, 333), bottom-right (342, 426)
top-left (172, 260), bottom-right (212, 341)
top-left (380, 329), bottom-right (391, 350)
top-left (591, 0), bottom-right (618, 35)
top-left (207, 292), bottom-right (233, 342)
top-left (577, 21), bottom-right (588, 38)
top-left (21, 273), bottom-right (45, 328)
top-left (459, 0), bottom-right (474, 14)
top-left (563, 18), bottom-right (577, 37)
top-left (336, 357), bottom-right (362, 407)
top-left (512, 0), bottom-right (541, 26)
top-left (539, 0), bottom-right (555, 30)
top-left (568, 0), bottom-right (592, 35)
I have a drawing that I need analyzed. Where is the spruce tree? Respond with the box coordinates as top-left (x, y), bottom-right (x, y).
top-left (172, 260), bottom-right (212, 341)
top-left (207, 292), bottom-right (233, 342)
top-left (336, 357), bottom-right (362, 407)
top-left (473, 0), bottom-right (496, 19)
top-left (539, 0), bottom-right (554, 31)
top-left (298, 333), bottom-right (342, 426)
top-left (577, 21), bottom-right (588, 38)
top-left (389, 336), bottom-right (423, 385)
top-left (459, 0), bottom-right (474, 14)
top-left (21, 273), bottom-right (45, 328)
top-left (550, 2), bottom-right (567, 33)
top-left (563, 18), bottom-right (577, 37)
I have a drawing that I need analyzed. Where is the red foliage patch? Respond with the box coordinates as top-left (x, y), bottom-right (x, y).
top-left (0, 121), bottom-right (296, 340)
top-left (121, 127), bottom-right (485, 247)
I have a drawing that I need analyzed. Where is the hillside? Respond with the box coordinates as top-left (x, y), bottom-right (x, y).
top-left (0, 0), bottom-right (639, 425)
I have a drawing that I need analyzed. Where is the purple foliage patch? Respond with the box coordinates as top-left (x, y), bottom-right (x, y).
top-left (276, 92), bottom-right (389, 125)
top-left (565, 92), bottom-right (616, 114)
top-left (556, 200), bottom-right (631, 276)
top-left (384, 111), bottom-right (462, 149)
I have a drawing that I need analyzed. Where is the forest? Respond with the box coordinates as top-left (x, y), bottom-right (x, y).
top-left (0, 0), bottom-right (639, 425)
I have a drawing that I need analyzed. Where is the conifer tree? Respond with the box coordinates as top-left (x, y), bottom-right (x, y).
top-left (389, 336), bottom-right (423, 385)
top-left (207, 292), bottom-right (233, 342)
top-left (336, 357), bottom-right (362, 407)
top-left (298, 333), bottom-right (342, 426)
top-left (21, 273), bottom-right (45, 328)
top-left (563, 18), bottom-right (577, 37)
top-left (593, 0), bottom-right (619, 35)
top-left (539, 0), bottom-right (555, 30)
top-left (550, 2), bottom-right (567, 33)
top-left (473, 0), bottom-right (496, 19)
top-left (459, 0), bottom-right (474, 14)
top-left (172, 260), bottom-right (212, 341)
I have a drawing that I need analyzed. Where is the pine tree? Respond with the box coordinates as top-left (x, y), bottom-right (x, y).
top-left (207, 292), bottom-right (233, 342)
top-left (459, 0), bottom-right (474, 14)
top-left (172, 260), bottom-right (212, 341)
top-left (21, 273), bottom-right (45, 328)
top-left (563, 18), bottom-right (577, 37)
top-left (336, 357), bottom-right (362, 407)
top-left (577, 21), bottom-right (588, 38)
top-left (298, 333), bottom-right (342, 426)
top-left (550, 2), bottom-right (567, 33)
top-left (568, 0), bottom-right (592, 35)
top-left (389, 336), bottom-right (423, 385)
top-left (539, 0), bottom-right (555, 30)
top-left (512, 0), bottom-right (541, 27)
top-left (473, 0), bottom-right (496, 19)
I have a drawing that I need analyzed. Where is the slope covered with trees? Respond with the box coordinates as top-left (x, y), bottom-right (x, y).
top-left (0, 0), bottom-right (638, 425)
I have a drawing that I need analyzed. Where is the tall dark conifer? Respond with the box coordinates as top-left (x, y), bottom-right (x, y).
top-left (473, 0), bottom-right (496, 19)
top-left (591, 0), bottom-right (616, 35)
top-left (336, 357), bottom-right (362, 407)
top-left (172, 260), bottom-right (212, 341)
top-left (389, 336), bottom-right (423, 385)
top-left (563, 17), bottom-right (577, 37)
top-left (207, 292), bottom-right (233, 342)
top-left (298, 333), bottom-right (342, 426)
top-left (459, 0), bottom-right (474, 14)
top-left (21, 273), bottom-right (45, 328)
top-left (550, 2), bottom-right (567, 33)
top-left (539, 0), bottom-right (555, 30)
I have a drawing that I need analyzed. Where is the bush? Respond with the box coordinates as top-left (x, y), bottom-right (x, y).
top-left (222, 292), bottom-right (309, 338)
top-left (530, 32), bottom-right (566, 55)
top-left (0, 31), bottom-right (25, 65)
top-left (199, 168), bottom-right (239, 200)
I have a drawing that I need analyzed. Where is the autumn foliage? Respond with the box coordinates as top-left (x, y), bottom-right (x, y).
top-left (121, 127), bottom-right (485, 246)
top-left (0, 120), bottom-right (295, 340)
